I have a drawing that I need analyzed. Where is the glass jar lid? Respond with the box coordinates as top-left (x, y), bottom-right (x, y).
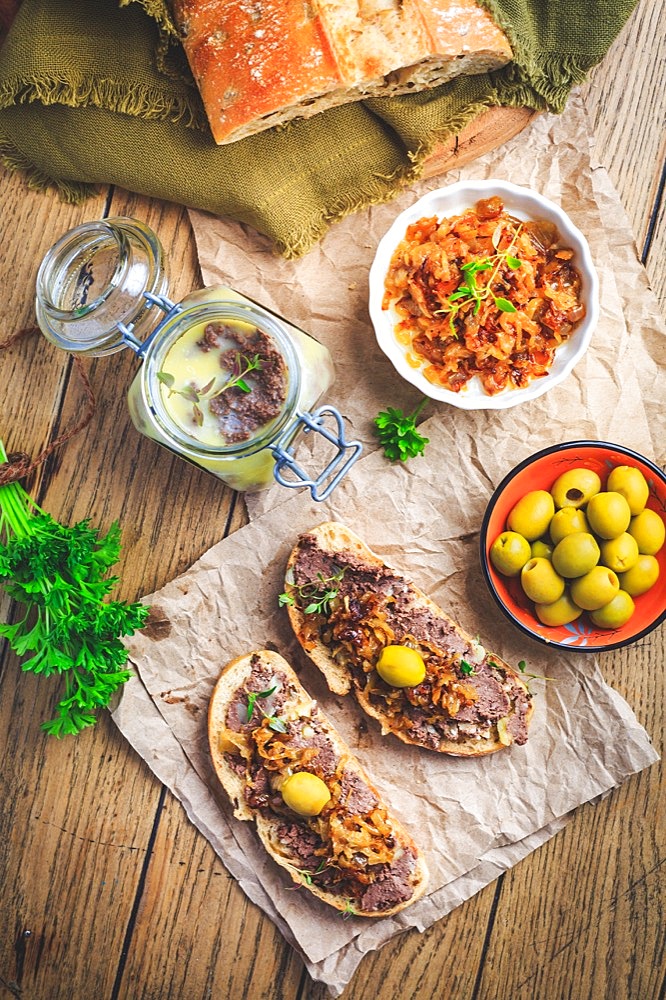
top-left (35, 217), bottom-right (167, 356)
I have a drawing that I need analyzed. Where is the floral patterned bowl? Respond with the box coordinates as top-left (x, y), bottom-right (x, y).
top-left (480, 441), bottom-right (666, 652)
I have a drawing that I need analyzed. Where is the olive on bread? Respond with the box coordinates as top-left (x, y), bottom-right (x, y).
top-left (208, 649), bottom-right (429, 916)
top-left (283, 522), bottom-right (533, 756)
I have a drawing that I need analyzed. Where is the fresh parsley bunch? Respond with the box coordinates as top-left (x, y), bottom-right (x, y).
top-left (0, 440), bottom-right (149, 736)
top-left (373, 398), bottom-right (429, 463)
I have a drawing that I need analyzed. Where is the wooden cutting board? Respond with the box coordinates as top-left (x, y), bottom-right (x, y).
top-left (423, 106), bottom-right (538, 178)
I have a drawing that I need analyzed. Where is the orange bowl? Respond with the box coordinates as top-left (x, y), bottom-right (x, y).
top-left (480, 441), bottom-right (666, 651)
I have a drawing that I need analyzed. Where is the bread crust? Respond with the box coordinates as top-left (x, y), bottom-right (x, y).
top-left (284, 522), bottom-right (533, 756)
top-left (172, 0), bottom-right (512, 144)
top-left (208, 649), bottom-right (429, 916)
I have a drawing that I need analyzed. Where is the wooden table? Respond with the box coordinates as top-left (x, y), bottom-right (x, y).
top-left (1, 4), bottom-right (664, 997)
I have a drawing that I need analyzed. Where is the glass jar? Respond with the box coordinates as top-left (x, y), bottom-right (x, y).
top-left (36, 218), bottom-right (361, 498)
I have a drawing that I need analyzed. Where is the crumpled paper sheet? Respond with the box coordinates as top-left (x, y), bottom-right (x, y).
top-left (112, 91), bottom-right (663, 995)
top-left (186, 92), bottom-right (663, 521)
top-left (115, 435), bottom-right (659, 991)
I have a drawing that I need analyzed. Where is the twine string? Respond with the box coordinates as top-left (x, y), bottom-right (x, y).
top-left (0, 326), bottom-right (96, 487)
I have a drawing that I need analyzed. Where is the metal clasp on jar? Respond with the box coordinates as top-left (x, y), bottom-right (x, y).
top-left (271, 407), bottom-right (362, 501)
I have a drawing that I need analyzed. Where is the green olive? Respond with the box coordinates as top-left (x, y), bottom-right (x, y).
top-left (570, 566), bottom-right (620, 610)
top-left (507, 490), bottom-right (555, 542)
top-left (606, 465), bottom-right (649, 516)
top-left (550, 467), bottom-right (601, 509)
top-left (628, 509), bottom-right (665, 555)
top-left (590, 591), bottom-right (635, 629)
top-left (490, 531), bottom-right (532, 577)
top-left (531, 539), bottom-right (553, 560)
top-left (281, 772), bottom-right (331, 816)
top-left (535, 592), bottom-right (584, 627)
top-left (376, 645), bottom-right (426, 687)
top-left (549, 507), bottom-right (589, 546)
top-left (586, 491), bottom-right (632, 539)
top-left (551, 532), bottom-right (600, 578)
top-left (520, 557), bottom-right (565, 604)
top-left (599, 532), bottom-right (639, 573)
top-left (617, 554), bottom-right (660, 596)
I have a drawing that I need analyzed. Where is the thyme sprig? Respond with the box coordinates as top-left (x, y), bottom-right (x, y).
top-left (286, 859), bottom-right (328, 887)
top-left (279, 567), bottom-right (346, 616)
top-left (373, 397), bottom-right (429, 463)
top-left (245, 685), bottom-right (287, 732)
top-left (437, 222), bottom-right (523, 334)
top-left (157, 352), bottom-right (263, 427)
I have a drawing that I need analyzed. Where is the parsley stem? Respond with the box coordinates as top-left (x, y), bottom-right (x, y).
top-left (410, 397), bottom-right (428, 421)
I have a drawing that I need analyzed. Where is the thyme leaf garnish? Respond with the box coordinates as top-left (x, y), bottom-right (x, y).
top-left (435, 222), bottom-right (524, 335)
top-left (157, 352), bottom-right (263, 426)
top-left (246, 685), bottom-right (276, 721)
top-left (279, 567), bottom-right (346, 616)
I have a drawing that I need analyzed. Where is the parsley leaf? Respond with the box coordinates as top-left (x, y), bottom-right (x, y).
top-left (374, 398), bottom-right (429, 463)
top-left (459, 659), bottom-right (475, 676)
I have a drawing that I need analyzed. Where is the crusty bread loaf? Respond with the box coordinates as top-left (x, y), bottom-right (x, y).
top-left (208, 649), bottom-right (429, 916)
top-left (172, 0), bottom-right (513, 144)
top-left (284, 522), bottom-right (533, 756)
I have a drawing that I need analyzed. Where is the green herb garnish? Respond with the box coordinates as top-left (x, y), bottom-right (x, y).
top-left (436, 222), bottom-right (523, 334)
top-left (341, 898), bottom-right (357, 919)
top-left (246, 685), bottom-right (277, 721)
top-left (373, 397), bottom-right (429, 463)
top-left (265, 715), bottom-right (287, 733)
top-left (279, 567), bottom-right (346, 617)
top-left (516, 659), bottom-right (556, 685)
top-left (245, 685), bottom-right (287, 732)
top-left (0, 440), bottom-right (149, 736)
top-left (286, 858), bottom-right (327, 887)
top-left (157, 352), bottom-right (263, 427)
top-left (459, 659), bottom-right (475, 676)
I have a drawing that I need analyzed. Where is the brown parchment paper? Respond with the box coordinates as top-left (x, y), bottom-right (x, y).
top-left (186, 92), bottom-right (664, 522)
top-left (112, 91), bottom-right (663, 995)
top-left (114, 434), bottom-right (659, 991)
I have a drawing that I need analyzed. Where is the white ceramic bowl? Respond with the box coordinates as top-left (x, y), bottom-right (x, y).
top-left (368, 179), bottom-right (600, 410)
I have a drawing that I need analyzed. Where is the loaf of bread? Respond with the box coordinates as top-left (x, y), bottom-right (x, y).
top-left (208, 649), bottom-right (429, 916)
top-left (283, 522), bottom-right (533, 756)
top-left (172, 0), bottom-right (513, 144)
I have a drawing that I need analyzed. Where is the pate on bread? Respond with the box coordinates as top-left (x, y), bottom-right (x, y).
top-left (208, 649), bottom-right (429, 916)
top-left (283, 522), bottom-right (533, 756)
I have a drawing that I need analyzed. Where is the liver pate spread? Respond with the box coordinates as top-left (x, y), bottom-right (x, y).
top-left (292, 534), bottom-right (531, 749)
top-left (223, 655), bottom-right (418, 912)
top-left (199, 321), bottom-right (287, 443)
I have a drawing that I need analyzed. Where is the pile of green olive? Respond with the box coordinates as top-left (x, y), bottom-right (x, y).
top-left (490, 464), bottom-right (665, 629)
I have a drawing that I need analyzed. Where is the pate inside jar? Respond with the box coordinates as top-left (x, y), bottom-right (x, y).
top-left (157, 315), bottom-right (291, 449)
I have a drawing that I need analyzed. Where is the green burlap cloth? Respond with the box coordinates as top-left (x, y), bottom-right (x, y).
top-left (0, 0), bottom-right (637, 256)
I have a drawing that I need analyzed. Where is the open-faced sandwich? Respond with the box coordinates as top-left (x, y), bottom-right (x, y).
top-left (208, 649), bottom-right (429, 916)
top-left (283, 522), bottom-right (533, 756)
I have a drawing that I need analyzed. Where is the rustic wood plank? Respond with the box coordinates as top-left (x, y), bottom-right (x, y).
top-left (0, 181), bottom-right (240, 1000)
top-left (1, 0), bottom-right (664, 994)
top-left (0, 177), bottom-right (163, 999)
top-left (305, 885), bottom-right (499, 1000)
top-left (116, 791), bottom-right (307, 1000)
top-left (581, 0), bottom-right (666, 309)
